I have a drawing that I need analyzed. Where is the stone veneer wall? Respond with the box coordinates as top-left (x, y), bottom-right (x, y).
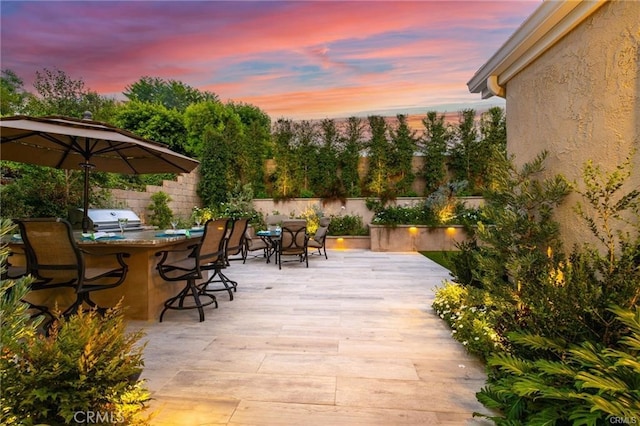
top-left (505, 0), bottom-right (639, 249)
top-left (110, 168), bottom-right (201, 224)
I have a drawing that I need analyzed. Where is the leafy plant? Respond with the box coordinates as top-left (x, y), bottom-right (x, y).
top-left (328, 213), bottom-right (369, 236)
top-left (473, 150), bottom-right (571, 304)
top-left (147, 191), bottom-right (173, 228)
top-left (476, 305), bottom-right (640, 425)
top-left (0, 219), bottom-right (150, 425)
top-left (424, 181), bottom-right (468, 223)
top-left (211, 184), bottom-right (264, 229)
top-left (294, 203), bottom-right (324, 234)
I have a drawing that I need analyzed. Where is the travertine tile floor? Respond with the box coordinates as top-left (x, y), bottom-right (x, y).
top-left (128, 249), bottom-right (493, 425)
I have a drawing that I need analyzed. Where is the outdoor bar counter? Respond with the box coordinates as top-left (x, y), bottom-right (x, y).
top-left (7, 229), bottom-right (203, 321)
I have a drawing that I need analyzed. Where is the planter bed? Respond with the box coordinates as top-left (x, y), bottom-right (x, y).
top-left (369, 224), bottom-right (470, 252)
top-left (325, 235), bottom-right (371, 250)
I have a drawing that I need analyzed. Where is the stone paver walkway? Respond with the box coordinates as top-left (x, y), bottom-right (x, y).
top-left (129, 249), bottom-right (493, 425)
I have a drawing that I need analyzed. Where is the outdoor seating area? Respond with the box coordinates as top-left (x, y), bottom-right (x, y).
top-left (4, 216), bottom-right (335, 324)
top-left (133, 249), bottom-right (492, 424)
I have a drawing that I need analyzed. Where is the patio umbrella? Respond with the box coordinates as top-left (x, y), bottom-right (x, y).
top-left (0, 114), bottom-right (199, 231)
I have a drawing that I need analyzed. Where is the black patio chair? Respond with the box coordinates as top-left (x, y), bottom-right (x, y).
top-left (198, 218), bottom-right (247, 301)
top-left (156, 218), bottom-right (229, 322)
top-left (277, 220), bottom-right (308, 270)
top-left (307, 217), bottom-right (330, 259)
top-left (16, 218), bottom-right (130, 317)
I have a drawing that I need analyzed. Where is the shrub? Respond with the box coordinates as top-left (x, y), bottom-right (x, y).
top-left (432, 281), bottom-right (511, 360)
top-left (433, 150), bottom-right (640, 422)
top-left (370, 202), bottom-right (437, 226)
top-left (0, 219), bottom-right (150, 425)
top-left (328, 213), bottom-right (369, 236)
top-left (294, 203), bottom-right (324, 234)
top-left (147, 191), bottom-right (173, 229)
top-left (476, 305), bottom-right (640, 424)
top-left (424, 181), bottom-right (467, 223)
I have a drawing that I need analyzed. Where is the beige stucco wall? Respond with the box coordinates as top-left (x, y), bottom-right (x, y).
top-left (505, 0), bottom-right (639, 249)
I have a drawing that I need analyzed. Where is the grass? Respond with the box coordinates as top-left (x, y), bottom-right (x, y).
top-left (419, 251), bottom-right (455, 271)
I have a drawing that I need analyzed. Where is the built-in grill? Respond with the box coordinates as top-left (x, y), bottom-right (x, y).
top-left (69, 208), bottom-right (144, 232)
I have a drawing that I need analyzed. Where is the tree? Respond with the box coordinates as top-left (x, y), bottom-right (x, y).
top-left (272, 119), bottom-right (299, 199)
top-left (315, 119), bottom-right (342, 200)
top-left (0, 163), bottom-right (84, 219)
top-left (184, 100), bottom-right (237, 157)
top-left (198, 126), bottom-right (232, 207)
top-left (1, 69), bottom-right (31, 116)
top-left (293, 120), bottom-right (319, 196)
top-left (449, 109), bottom-right (480, 193)
top-left (477, 107), bottom-right (507, 190)
top-left (26, 67), bottom-right (116, 120)
top-left (421, 111), bottom-right (451, 194)
top-left (389, 114), bottom-right (417, 196)
top-left (123, 76), bottom-right (218, 112)
top-left (365, 115), bottom-right (393, 200)
top-left (340, 117), bottom-right (364, 197)
top-left (226, 102), bottom-right (271, 196)
top-left (114, 100), bottom-right (187, 155)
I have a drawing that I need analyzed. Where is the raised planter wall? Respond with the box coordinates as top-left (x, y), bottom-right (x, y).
top-left (369, 225), bottom-right (470, 252)
top-left (325, 236), bottom-right (371, 250)
top-left (252, 197), bottom-right (483, 226)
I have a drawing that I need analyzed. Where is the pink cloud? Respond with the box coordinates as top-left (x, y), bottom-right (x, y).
top-left (1, 1), bottom-right (539, 119)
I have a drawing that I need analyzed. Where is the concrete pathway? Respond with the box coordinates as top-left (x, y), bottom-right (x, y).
top-left (129, 249), bottom-right (493, 425)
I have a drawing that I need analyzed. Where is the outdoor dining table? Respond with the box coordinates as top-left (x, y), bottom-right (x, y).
top-left (256, 229), bottom-right (281, 264)
top-left (5, 228), bottom-right (205, 321)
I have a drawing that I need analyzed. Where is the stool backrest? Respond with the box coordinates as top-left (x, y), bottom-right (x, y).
top-left (198, 218), bottom-right (229, 264)
top-left (17, 218), bottom-right (83, 283)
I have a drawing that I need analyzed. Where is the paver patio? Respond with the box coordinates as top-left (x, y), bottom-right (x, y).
top-left (129, 249), bottom-right (494, 425)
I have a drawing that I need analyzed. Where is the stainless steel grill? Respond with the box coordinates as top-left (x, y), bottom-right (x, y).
top-left (69, 209), bottom-right (144, 232)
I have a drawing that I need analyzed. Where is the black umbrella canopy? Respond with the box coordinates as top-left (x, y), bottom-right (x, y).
top-left (0, 114), bottom-right (200, 231)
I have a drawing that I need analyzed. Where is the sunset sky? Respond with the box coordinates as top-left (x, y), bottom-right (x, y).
top-left (1, 1), bottom-right (540, 120)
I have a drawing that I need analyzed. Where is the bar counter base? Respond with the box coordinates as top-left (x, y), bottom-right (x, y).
top-left (8, 230), bottom-right (206, 321)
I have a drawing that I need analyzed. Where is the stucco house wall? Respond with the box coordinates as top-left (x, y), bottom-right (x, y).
top-left (470, 0), bottom-right (639, 250)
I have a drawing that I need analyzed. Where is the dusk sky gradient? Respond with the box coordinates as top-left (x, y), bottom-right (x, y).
top-left (1, 1), bottom-right (541, 120)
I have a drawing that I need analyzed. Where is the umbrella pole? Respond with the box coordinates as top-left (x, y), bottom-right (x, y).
top-left (80, 162), bottom-right (94, 233)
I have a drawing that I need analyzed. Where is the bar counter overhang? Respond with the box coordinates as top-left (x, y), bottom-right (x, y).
top-left (7, 229), bottom-right (203, 321)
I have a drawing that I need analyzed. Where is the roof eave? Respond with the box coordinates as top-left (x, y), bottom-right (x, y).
top-left (467, 0), bottom-right (608, 99)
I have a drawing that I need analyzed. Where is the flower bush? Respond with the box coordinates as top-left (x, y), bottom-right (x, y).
top-left (432, 281), bottom-right (510, 360)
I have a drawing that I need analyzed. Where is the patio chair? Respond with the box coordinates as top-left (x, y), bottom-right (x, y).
top-left (1, 250), bottom-right (53, 325)
top-left (156, 218), bottom-right (228, 322)
top-left (198, 218), bottom-right (247, 301)
top-left (277, 219), bottom-right (308, 270)
top-left (16, 218), bottom-right (130, 317)
top-left (265, 214), bottom-right (288, 229)
top-left (307, 217), bottom-right (330, 259)
top-left (224, 218), bottom-right (249, 264)
top-left (243, 224), bottom-right (269, 263)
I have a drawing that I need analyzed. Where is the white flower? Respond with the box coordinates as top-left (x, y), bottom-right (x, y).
top-left (474, 337), bottom-right (479, 341)
top-left (462, 341), bottom-right (468, 345)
